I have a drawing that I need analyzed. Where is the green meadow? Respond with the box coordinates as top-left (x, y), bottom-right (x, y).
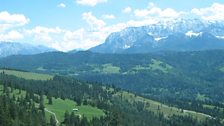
top-left (0, 69), bottom-right (53, 80)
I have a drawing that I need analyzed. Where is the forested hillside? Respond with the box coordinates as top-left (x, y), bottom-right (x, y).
top-left (0, 71), bottom-right (223, 126)
top-left (0, 89), bottom-right (46, 126)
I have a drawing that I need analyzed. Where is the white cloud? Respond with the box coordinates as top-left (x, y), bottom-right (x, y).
top-left (76, 0), bottom-right (107, 6)
top-left (134, 3), bottom-right (182, 19)
top-left (129, 2), bottom-right (186, 28)
top-left (134, 9), bottom-right (151, 17)
top-left (0, 30), bottom-right (24, 42)
top-left (160, 8), bottom-right (181, 18)
top-left (24, 26), bottom-right (64, 43)
top-left (123, 7), bottom-right (132, 13)
top-left (126, 19), bottom-right (158, 27)
top-left (60, 29), bottom-right (103, 51)
top-left (57, 3), bottom-right (66, 8)
top-left (0, 11), bottom-right (29, 31)
top-left (134, 2), bottom-right (184, 20)
top-left (23, 21), bottom-right (127, 51)
top-left (82, 12), bottom-right (106, 30)
top-left (0, 11), bottom-right (29, 25)
top-left (191, 3), bottom-right (224, 21)
top-left (24, 26), bottom-right (105, 51)
top-left (51, 29), bottom-right (86, 51)
top-left (25, 26), bottom-right (63, 34)
top-left (0, 11), bottom-right (28, 42)
top-left (102, 14), bottom-right (115, 19)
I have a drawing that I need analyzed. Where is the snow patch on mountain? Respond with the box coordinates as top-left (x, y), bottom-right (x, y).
top-left (123, 44), bottom-right (131, 49)
top-left (185, 31), bottom-right (202, 37)
top-left (216, 36), bottom-right (224, 39)
top-left (154, 37), bottom-right (167, 41)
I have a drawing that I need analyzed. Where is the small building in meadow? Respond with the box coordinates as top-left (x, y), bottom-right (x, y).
top-left (73, 108), bottom-right (79, 111)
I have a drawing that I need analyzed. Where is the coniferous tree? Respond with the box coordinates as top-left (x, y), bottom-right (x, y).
top-left (48, 95), bottom-right (53, 105)
top-left (81, 116), bottom-right (89, 126)
top-left (64, 110), bottom-right (70, 125)
top-left (109, 111), bottom-right (121, 126)
top-left (39, 94), bottom-right (45, 111)
top-left (50, 115), bottom-right (57, 126)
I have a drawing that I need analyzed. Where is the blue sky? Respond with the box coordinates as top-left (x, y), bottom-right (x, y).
top-left (0, 0), bottom-right (224, 51)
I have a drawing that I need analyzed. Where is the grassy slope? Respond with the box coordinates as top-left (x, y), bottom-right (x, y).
top-left (133, 59), bottom-right (172, 73)
top-left (102, 64), bottom-right (120, 74)
top-left (115, 91), bottom-right (213, 121)
top-left (149, 59), bottom-right (172, 73)
top-left (0, 69), bottom-right (53, 80)
top-left (44, 97), bottom-right (104, 122)
top-left (92, 63), bottom-right (120, 74)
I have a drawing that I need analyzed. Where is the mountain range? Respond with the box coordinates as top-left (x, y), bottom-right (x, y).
top-left (2, 18), bottom-right (224, 57)
top-left (0, 42), bottom-right (55, 57)
top-left (90, 18), bottom-right (224, 53)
